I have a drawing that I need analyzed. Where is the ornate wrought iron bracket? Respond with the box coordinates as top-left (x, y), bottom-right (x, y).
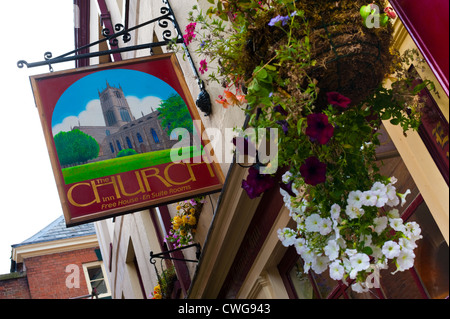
top-left (17, 0), bottom-right (212, 115)
top-left (150, 243), bottom-right (201, 264)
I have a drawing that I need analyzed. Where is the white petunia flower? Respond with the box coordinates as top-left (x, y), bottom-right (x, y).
top-left (277, 228), bottom-right (297, 247)
top-left (330, 204), bottom-right (341, 220)
top-left (386, 195), bottom-right (400, 207)
top-left (305, 214), bottom-right (322, 232)
top-left (371, 181), bottom-right (387, 194)
top-left (370, 245), bottom-right (383, 260)
top-left (348, 190), bottom-right (364, 208)
top-left (361, 191), bottom-right (378, 207)
top-left (345, 249), bottom-right (358, 257)
top-left (351, 282), bottom-right (369, 293)
top-left (404, 221), bottom-right (422, 242)
top-left (387, 208), bottom-right (400, 219)
top-left (301, 249), bottom-right (315, 264)
top-left (386, 183), bottom-right (397, 200)
top-left (345, 203), bottom-right (364, 219)
top-left (311, 256), bottom-right (329, 274)
top-left (329, 260), bottom-right (345, 280)
top-left (374, 192), bottom-right (389, 208)
top-left (294, 237), bottom-right (307, 255)
top-left (399, 237), bottom-right (417, 251)
top-left (398, 189), bottom-right (411, 207)
top-left (389, 218), bottom-right (406, 233)
top-left (382, 240), bottom-right (401, 259)
top-left (324, 239), bottom-right (340, 261)
top-left (319, 218), bottom-right (333, 235)
top-left (350, 253), bottom-right (370, 271)
top-left (389, 176), bottom-right (398, 184)
top-left (396, 249), bottom-right (415, 271)
top-left (373, 216), bottom-right (388, 235)
top-left (281, 171), bottom-right (293, 183)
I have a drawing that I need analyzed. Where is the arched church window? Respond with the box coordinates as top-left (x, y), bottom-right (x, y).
top-left (116, 140), bottom-right (122, 151)
top-left (126, 137), bottom-right (133, 149)
top-left (120, 108), bottom-right (131, 122)
top-left (115, 91), bottom-right (121, 99)
top-left (137, 133), bottom-right (143, 143)
top-left (151, 128), bottom-right (160, 144)
top-left (109, 143), bottom-right (115, 154)
top-left (106, 110), bottom-right (116, 126)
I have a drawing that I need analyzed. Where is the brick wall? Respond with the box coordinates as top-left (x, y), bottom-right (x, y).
top-left (24, 247), bottom-right (100, 299)
top-left (6, 248), bottom-right (98, 299)
top-left (0, 274), bottom-right (31, 299)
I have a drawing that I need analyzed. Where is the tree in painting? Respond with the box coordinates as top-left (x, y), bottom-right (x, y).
top-left (158, 94), bottom-right (193, 133)
top-left (54, 129), bottom-right (100, 167)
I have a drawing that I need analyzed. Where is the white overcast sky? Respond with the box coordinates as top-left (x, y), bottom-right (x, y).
top-left (0, 1), bottom-right (77, 273)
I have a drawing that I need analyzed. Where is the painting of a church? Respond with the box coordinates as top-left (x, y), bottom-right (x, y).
top-left (73, 81), bottom-right (177, 162)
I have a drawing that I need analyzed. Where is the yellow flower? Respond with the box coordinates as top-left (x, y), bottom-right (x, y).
top-left (188, 215), bottom-right (197, 226)
top-left (180, 230), bottom-right (187, 236)
top-left (176, 205), bottom-right (181, 210)
top-left (182, 215), bottom-right (189, 224)
top-left (154, 284), bottom-right (161, 293)
top-left (190, 208), bottom-right (196, 214)
top-left (173, 216), bottom-right (182, 226)
top-left (153, 293), bottom-right (162, 299)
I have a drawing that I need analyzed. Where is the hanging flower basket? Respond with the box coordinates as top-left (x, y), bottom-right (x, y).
top-left (241, 0), bottom-right (394, 107)
top-left (166, 197), bottom-right (206, 249)
top-left (180, 0), bottom-right (436, 293)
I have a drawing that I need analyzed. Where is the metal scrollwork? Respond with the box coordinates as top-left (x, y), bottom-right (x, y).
top-left (16, 0), bottom-right (211, 114)
top-left (158, 7), bottom-right (178, 41)
top-left (44, 52), bottom-right (53, 60)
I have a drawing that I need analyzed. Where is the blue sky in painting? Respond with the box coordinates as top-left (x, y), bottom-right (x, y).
top-left (51, 69), bottom-right (180, 134)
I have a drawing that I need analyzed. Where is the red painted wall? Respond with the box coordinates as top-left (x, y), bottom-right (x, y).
top-left (390, 0), bottom-right (449, 96)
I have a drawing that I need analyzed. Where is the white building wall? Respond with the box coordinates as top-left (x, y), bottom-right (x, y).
top-left (92, 0), bottom-right (248, 299)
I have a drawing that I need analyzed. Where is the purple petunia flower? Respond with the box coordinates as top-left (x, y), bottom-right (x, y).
top-left (300, 156), bottom-right (327, 186)
top-left (276, 120), bottom-right (289, 135)
top-left (242, 167), bottom-right (276, 199)
top-left (274, 104), bottom-right (288, 116)
top-left (306, 113), bottom-right (334, 145)
top-left (327, 92), bottom-right (351, 108)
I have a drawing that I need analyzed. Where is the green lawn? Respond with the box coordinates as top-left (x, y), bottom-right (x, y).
top-left (62, 146), bottom-right (201, 184)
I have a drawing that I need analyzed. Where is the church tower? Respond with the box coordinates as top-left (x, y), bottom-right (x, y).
top-left (98, 81), bottom-right (135, 127)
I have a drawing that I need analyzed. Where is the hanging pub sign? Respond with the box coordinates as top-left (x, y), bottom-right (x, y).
top-left (31, 54), bottom-right (224, 226)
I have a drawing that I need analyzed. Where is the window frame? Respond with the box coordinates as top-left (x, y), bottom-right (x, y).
top-left (82, 261), bottom-right (112, 299)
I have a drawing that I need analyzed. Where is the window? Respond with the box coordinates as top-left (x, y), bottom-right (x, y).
top-left (109, 143), bottom-right (115, 154)
top-left (137, 133), bottom-right (143, 143)
top-left (126, 136), bottom-right (133, 149)
top-left (106, 110), bottom-right (116, 126)
top-left (116, 140), bottom-right (122, 151)
top-left (115, 91), bottom-right (121, 98)
top-left (120, 108), bottom-right (131, 122)
top-left (82, 262), bottom-right (111, 299)
top-left (151, 128), bottom-right (160, 143)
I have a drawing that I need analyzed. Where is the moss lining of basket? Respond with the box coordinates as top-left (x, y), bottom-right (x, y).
top-left (241, 0), bottom-right (394, 108)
